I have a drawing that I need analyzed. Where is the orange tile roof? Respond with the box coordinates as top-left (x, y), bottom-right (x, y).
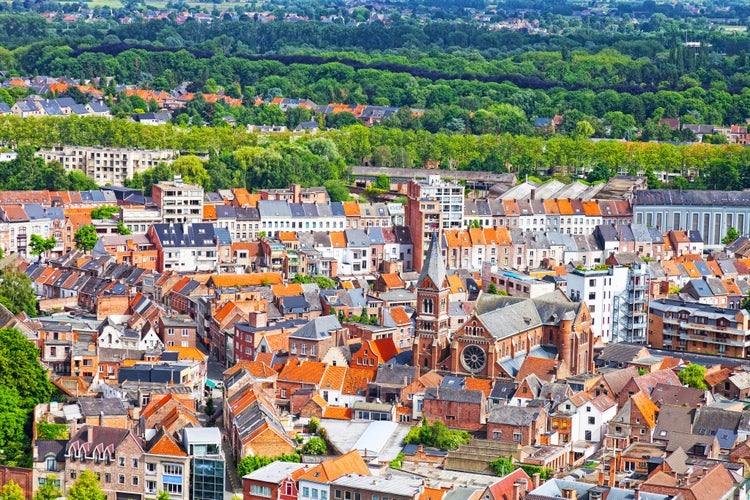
top-left (661, 261), bottom-right (680, 277)
top-left (389, 306), bottom-right (411, 325)
top-left (329, 231), bottom-right (346, 248)
top-left (370, 338), bottom-right (399, 364)
top-left (342, 202), bottom-right (361, 217)
top-left (444, 230), bottom-right (460, 248)
top-left (310, 393), bottom-right (328, 409)
top-left (141, 394), bottom-right (180, 421)
top-left (321, 366), bottom-right (347, 391)
top-left (166, 346), bottom-right (208, 362)
top-left (278, 359), bottom-right (327, 384)
top-left (469, 227), bottom-right (485, 246)
top-left (259, 330), bottom-right (291, 352)
top-left (419, 487), bottom-right (447, 500)
top-left (501, 199), bottom-right (519, 215)
top-left (465, 377), bottom-right (492, 397)
top-left (209, 273), bottom-right (283, 288)
top-left (447, 274), bottom-right (465, 294)
top-left (723, 279), bottom-right (741, 295)
top-left (582, 200), bottom-right (601, 216)
top-left (380, 273), bottom-right (404, 289)
top-left (278, 231), bottom-right (298, 242)
top-left (706, 260), bottom-right (723, 277)
top-left (556, 199), bottom-right (574, 215)
top-left (515, 356), bottom-right (561, 383)
top-left (299, 450), bottom-right (369, 483)
top-left (271, 283), bottom-right (303, 297)
top-left (213, 301), bottom-right (238, 324)
top-left (254, 351), bottom-right (274, 367)
top-left (704, 368), bottom-right (731, 387)
top-left (224, 360), bottom-right (276, 378)
top-left (682, 262), bottom-right (701, 278)
top-left (148, 430), bottom-right (187, 456)
top-left (203, 205), bottom-right (217, 220)
top-left (323, 406), bottom-right (352, 420)
top-left (342, 367), bottom-right (374, 396)
top-left (543, 199), bottom-right (560, 214)
top-left (630, 391), bottom-right (658, 428)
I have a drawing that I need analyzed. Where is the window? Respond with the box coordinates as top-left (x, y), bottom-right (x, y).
top-left (146, 481), bottom-right (157, 494)
top-left (493, 431), bottom-right (502, 439)
top-left (588, 417), bottom-right (595, 425)
top-left (166, 483), bottom-right (182, 495)
top-left (104, 473), bottom-right (111, 483)
top-left (585, 431), bottom-right (592, 441)
top-left (163, 464), bottom-right (182, 475)
top-left (312, 489), bottom-right (318, 499)
top-left (70, 470), bottom-right (77, 480)
top-left (321, 491), bottom-right (328, 500)
top-left (118, 475), bottom-right (125, 484)
top-left (302, 487), bottom-right (310, 497)
top-left (119, 457), bottom-right (125, 467)
top-left (250, 485), bottom-right (271, 498)
top-left (45, 456), bottom-right (56, 472)
top-left (335, 490), bottom-right (342, 499)
top-left (132, 458), bottom-right (139, 468)
top-left (132, 476), bottom-right (138, 486)
top-left (513, 433), bottom-right (522, 442)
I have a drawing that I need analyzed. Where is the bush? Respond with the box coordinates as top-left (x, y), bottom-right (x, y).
top-left (301, 437), bottom-right (327, 455)
top-left (403, 420), bottom-right (471, 451)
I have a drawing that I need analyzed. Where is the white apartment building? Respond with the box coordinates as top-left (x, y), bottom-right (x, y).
top-left (567, 266), bottom-right (629, 343)
top-left (121, 207), bottom-right (163, 234)
top-left (36, 146), bottom-right (177, 186)
top-left (152, 176), bottom-right (204, 225)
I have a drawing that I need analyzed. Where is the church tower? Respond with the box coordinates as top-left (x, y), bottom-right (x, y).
top-left (413, 232), bottom-right (451, 373)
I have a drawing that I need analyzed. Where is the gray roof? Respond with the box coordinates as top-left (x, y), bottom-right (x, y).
top-left (257, 200), bottom-right (292, 218)
top-left (634, 189), bottom-right (750, 207)
top-left (488, 405), bottom-right (543, 426)
top-left (417, 232), bottom-right (446, 290)
top-left (374, 364), bottom-right (416, 386)
top-left (598, 343), bottom-right (648, 364)
top-left (424, 386), bottom-right (483, 404)
top-left (288, 315), bottom-right (341, 340)
top-left (242, 460), bottom-right (307, 482)
top-left (77, 396), bottom-right (128, 416)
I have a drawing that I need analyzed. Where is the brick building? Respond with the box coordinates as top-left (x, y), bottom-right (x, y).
top-left (487, 406), bottom-right (548, 447)
top-left (65, 426), bottom-right (144, 500)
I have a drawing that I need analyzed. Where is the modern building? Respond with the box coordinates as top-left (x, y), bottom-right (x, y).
top-left (406, 175), bottom-right (464, 271)
top-left (648, 299), bottom-right (750, 357)
top-left (36, 146), bottom-right (177, 186)
top-left (612, 263), bottom-right (651, 343)
top-left (182, 428), bottom-right (225, 500)
top-left (152, 176), bottom-right (204, 225)
top-left (567, 266), bottom-right (629, 343)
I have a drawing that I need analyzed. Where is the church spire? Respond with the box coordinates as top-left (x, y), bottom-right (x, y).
top-left (417, 232), bottom-right (446, 290)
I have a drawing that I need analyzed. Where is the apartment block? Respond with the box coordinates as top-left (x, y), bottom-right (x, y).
top-left (152, 176), bottom-right (204, 224)
top-left (406, 175), bottom-right (464, 271)
top-left (36, 146), bottom-right (177, 186)
top-left (567, 266), bottom-right (629, 343)
top-left (649, 299), bottom-right (750, 357)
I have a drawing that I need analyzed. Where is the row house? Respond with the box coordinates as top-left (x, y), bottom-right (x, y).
top-left (147, 223), bottom-right (219, 272)
top-left (95, 234), bottom-right (158, 270)
top-left (224, 384), bottom-right (295, 459)
top-left (233, 311), bottom-right (305, 364)
top-left (463, 198), bottom-right (631, 235)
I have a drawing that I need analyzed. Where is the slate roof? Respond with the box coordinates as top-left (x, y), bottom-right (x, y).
top-left (288, 315), bottom-right (342, 341)
top-left (634, 189), bottom-right (750, 207)
top-left (424, 386), bottom-right (483, 404)
top-left (151, 223), bottom-right (216, 248)
top-left (417, 232), bottom-right (447, 289)
top-left (488, 405), bottom-right (543, 426)
top-left (77, 397), bottom-right (128, 416)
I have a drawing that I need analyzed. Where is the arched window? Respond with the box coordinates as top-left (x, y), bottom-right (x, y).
top-left (422, 298), bottom-right (433, 315)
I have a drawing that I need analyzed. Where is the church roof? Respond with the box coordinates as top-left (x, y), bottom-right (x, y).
top-left (417, 232), bottom-right (447, 290)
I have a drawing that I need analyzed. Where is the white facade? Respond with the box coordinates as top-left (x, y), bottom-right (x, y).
top-left (36, 146), bottom-right (177, 187)
top-left (567, 266), bottom-right (629, 343)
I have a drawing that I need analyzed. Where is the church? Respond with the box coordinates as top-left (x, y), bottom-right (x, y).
top-left (413, 233), bottom-right (597, 379)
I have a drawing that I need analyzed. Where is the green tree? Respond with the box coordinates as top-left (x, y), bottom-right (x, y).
top-left (68, 170), bottom-right (98, 191)
top-left (74, 225), bottom-right (98, 252)
top-left (237, 453), bottom-right (300, 477)
top-left (324, 180), bottom-right (351, 202)
top-left (403, 420), bottom-right (471, 451)
top-left (91, 206), bottom-right (119, 220)
top-left (33, 477), bottom-right (62, 500)
top-left (374, 174), bottom-right (390, 190)
top-left (29, 234), bottom-right (57, 259)
top-left (313, 276), bottom-right (336, 290)
top-left (308, 417), bottom-right (320, 434)
top-left (68, 471), bottom-right (106, 500)
top-left (0, 480), bottom-right (24, 500)
top-left (722, 227), bottom-right (740, 246)
top-left (205, 396), bottom-right (215, 417)
top-left (0, 267), bottom-right (37, 316)
top-left (301, 437), bottom-right (327, 455)
top-left (116, 220), bottom-right (132, 235)
top-left (155, 491), bottom-right (170, 500)
top-left (678, 364), bottom-right (707, 390)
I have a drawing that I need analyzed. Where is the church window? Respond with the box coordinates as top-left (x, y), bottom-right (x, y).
top-left (422, 298), bottom-right (434, 315)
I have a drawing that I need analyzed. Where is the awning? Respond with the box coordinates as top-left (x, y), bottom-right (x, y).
top-left (205, 380), bottom-right (216, 389)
